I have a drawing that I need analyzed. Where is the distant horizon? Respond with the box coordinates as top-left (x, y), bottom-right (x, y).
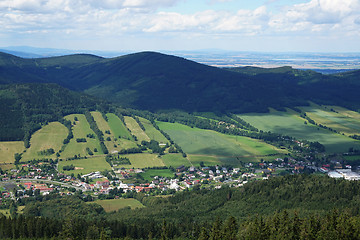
top-left (1, 1), bottom-right (360, 53)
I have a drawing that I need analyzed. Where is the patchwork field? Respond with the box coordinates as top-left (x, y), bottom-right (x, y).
top-left (0, 141), bottom-right (24, 164)
top-left (240, 108), bottom-right (360, 153)
top-left (22, 122), bottom-right (68, 160)
top-left (124, 116), bottom-right (150, 142)
top-left (58, 156), bottom-right (111, 175)
top-left (139, 117), bottom-right (169, 144)
top-left (94, 199), bottom-right (144, 212)
top-left (61, 114), bottom-right (104, 158)
top-left (118, 153), bottom-right (165, 168)
top-left (299, 104), bottom-right (360, 136)
top-left (157, 122), bottom-right (284, 165)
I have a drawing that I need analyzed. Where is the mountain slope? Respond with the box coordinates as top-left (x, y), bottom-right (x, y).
top-left (0, 51), bottom-right (359, 113)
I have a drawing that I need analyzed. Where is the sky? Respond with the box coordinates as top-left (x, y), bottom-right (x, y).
top-left (0, 0), bottom-right (360, 52)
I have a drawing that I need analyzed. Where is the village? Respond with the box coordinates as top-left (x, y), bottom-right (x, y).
top-left (1, 155), bottom-right (360, 206)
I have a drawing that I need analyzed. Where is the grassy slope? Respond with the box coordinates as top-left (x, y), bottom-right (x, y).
top-left (91, 111), bottom-right (119, 153)
top-left (61, 114), bottom-right (103, 158)
top-left (161, 154), bottom-right (191, 167)
top-left (300, 104), bottom-right (360, 136)
top-left (0, 142), bottom-right (24, 164)
top-left (22, 122), bottom-right (68, 160)
top-left (138, 117), bottom-right (169, 144)
top-left (94, 199), bottom-right (144, 212)
top-left (240, 108), bottom-right (360, 153)
top-left (58, 156), bottom-right (111, 175)
top-left (118, 153), bottom-right (165, 169)
top-left (106, 113), bottom-right (137, 151)
top-left (157, 122), bottom-right (283, 165)
top-left (124, 116), bottom-right (150, 142)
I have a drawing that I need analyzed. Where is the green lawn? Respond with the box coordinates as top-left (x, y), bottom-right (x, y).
top-left (61, 114), bottom-right (104, 158)
top-left (117, 153), bottom-right (165, 168)
top-left (58, 156), bottom-right (111, 175)
top-left (0, 141), bottom-right (24, 164)
top-left (22, 122), bottom-right (68, 160)
top-left (140, 169), bottom-right (175, 181)
top-left (139, 117), bottom-right (169, 144)
top-left (157, 122), bottom-right (282, 157)
top-left (124, 116), bottom-right (150, 142)
top-left (240, 108), bottom-right (360, 153)
top-left (161, 154), bottom-right (191, 167)
top-left (94, 199), bottom-right (144, 212)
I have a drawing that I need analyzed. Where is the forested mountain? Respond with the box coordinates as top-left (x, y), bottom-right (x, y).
top-left (0, 83), bottom-right (108, 142)
top-left (0, 51), bottom-right (360, 113)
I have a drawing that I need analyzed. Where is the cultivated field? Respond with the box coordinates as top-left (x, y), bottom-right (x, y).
top-left (157, 122), bottom-right (282, 158)
top-left (106, 113), bottom-right (133, 140)
top-left (161, 154), bottom-right (190, 167)
top-left (0, 141), bottom-right (24, 164)
top-left (124, 116), bottom-right (150, 142)
top-left (58, 156), bottom-right (111, 175)
top-left (118, 153), bottom-right (165, 168)
top-left (94, 199), bottom-right (144, 212)
top-left (61, 114), bottom-right (103, 158)
top-left (22, 122), bottom-right (68, 160)
top-left (240, 108), bottom-right (360, 153)
top-left (91, 111), bottom-right (119, 153)
top-left (139, 117), bottom-right (169, 144)
top-left (300, 104), bottom-right (360, 136)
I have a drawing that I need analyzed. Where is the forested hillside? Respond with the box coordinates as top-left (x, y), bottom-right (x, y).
top-left (1, 51), bottom-right (360, 113)
top-left (11, 174), bottom-right (360, 239)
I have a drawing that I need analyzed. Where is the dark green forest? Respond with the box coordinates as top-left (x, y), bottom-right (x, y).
top-left (2, 175), bottom-right (358, 239)
top-left (1, 51), bottom-right (360, 113)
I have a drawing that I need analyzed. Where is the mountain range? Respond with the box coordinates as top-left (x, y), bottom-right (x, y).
top-left (0, 51), bottom-right (360, 113)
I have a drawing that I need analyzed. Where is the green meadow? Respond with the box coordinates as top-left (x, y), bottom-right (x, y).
top-left (58, 156), bottom-right (111, 175)
top-left (157, 122), bottom-right (283, 165)
top-left (240, 108), bottom-right (360, 153)
top-left (161, 154), bottom-right (191, 167)
top-left (106, 113), bottom-right (133, 139)
top-left (140, 169), bottom-right (175, 181)
top-left (22, 122), bottom-right (68, 160)
top-left (300, 104), bottom-right (360, 136)
top-left (94, 199), bottom-right (144, 212)
top-left (91, 111), bottom-right (119, 153)
top-left (117, 153), bottom-right (165, 168)
top-left (0, 141), bottom-right (24, 164)
top-left (61, 114), bottom-right (103, 158)
top-left (124, 116), bottom-right (150, 142)
top-left (139, 117), bottom-right (169, 144)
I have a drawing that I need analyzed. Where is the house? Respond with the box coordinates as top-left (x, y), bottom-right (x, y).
top-left (176, 165), bottom-right (186, 173)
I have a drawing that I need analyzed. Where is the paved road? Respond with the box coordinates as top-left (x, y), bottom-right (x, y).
top-left (1, 178), bottom-right (84, 191)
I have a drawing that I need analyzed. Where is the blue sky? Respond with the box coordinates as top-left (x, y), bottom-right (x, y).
top-left (0, 0), bottom-right (359, 52)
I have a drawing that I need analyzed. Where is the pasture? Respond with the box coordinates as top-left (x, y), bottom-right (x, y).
top-left (157, 122), bottom-right (282, 159)
top-left (91, 111), bottom-right (119, 153)
top-left (94, 199), bottom-right (144, 212)
top-left (106, 113), bottom-right (133, 139)
top-left (117, 153), bottom-right (165, 168)
top-left (139, 117), bottom-right (169, 144)
top-left (300, 104), bottom-right (360, 136)
top-left (240, 109), bottom-right (360, 153)
top-left (61, 114), bottom-right (104, 158)
top-left (161, 154), bottom-right (191, 167)
top-left (124, 116), bottom-right (150, 142)
top-left (140, 169), bottom-right (175, 181)
top-left (0, 141), bottom-right (24, 164)
top-left (58, 156), bottom-right (111, 175)
top-left (22, 122), bottom-right (68, 160)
